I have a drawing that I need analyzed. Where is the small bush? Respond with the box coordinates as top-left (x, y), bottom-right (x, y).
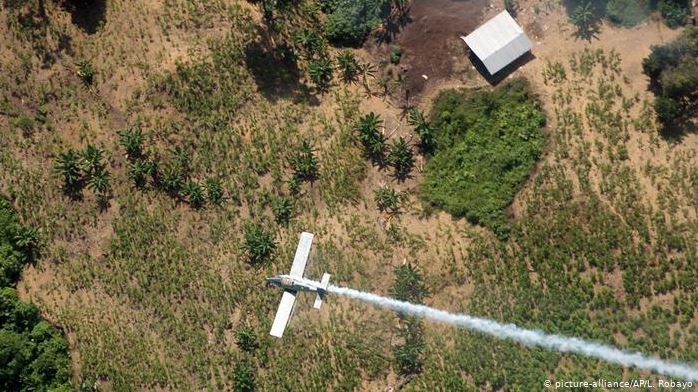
top-left (374, 186), bottom-right (405, 214)
top-left (606, 0), bottom-right (650, 26)
top-left (271, 196), bottom-right (294, 226)
top-left (77, 61), bottom-right (95, 85)
top-left (243, 223), bottom-right (276, 266)
top-left (323, 0), bottom-right (390, 46)
top-left (234, 326), bottom-right (258, 352)
top-left (232, 360), bottom-right (256, 392)
top-left (390, 46), bottom-right (402, 64)
top-left (658, 0), bottom-right (690, 28)
top-left (387, 137), bottom-right (414, 181)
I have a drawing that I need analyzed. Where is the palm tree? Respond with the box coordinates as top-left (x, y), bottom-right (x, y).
top-left (308, 58), bottom-right (333, 91)
top-left (408, 109), bottom-right (435, 153)
top-left (54, 149), bottom-right (82, 192)
top-left (388, 137), bottom-right (414, 181)
top-left (80, 144), bottom-right (105, 175)
top-left (118, 127), bottom-right (145, 160)
top-left (570, 2), bottom-right (596, 38)
top-left (336, 51), bottom-right (360, 83)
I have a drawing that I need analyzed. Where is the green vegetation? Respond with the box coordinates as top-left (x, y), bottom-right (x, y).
top-left (234, 326), bottom-right (258, 352)
top-left (322, 0), bottom-right (391, 46)
top-left (356, 112), bottom-right (387, 165)
top-left (374, 186), bottom-right (406, 214)
top-left (563, 0), bottom-right (688, 30)
top-left (232, 360), bottom-right (256, 392)
top-left (290, 140), bottom-right (319, 182)
top-left (0, 199), bottom-right (72, 391)
top-left (77, 61), bottom-right (95, 86)
top-left (658, 0), bottom-right (691, 27)
top-left (391, 264), bottom-right (426, 377)
top-left (606, 0), bottom-right (651, 27)
top-left (642, 28), bottom-right (698, 130)
top-left (408, 109), bottom-right (435, 154)
top-left (336, 51), bottom-right (361, 83)
top-left (243, 223), bottom-right (276, 266)
top-left (387, 137), bottom-right (414, 181)
top-left (421, 79), bottom-right (546, 238)
top-left (2, 0), bottom-right (696, 389)
top-left (390, 46), bottom-right (402, 65)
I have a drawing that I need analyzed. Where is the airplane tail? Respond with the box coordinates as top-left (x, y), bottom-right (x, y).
top-left (313, 273), bottom-right (331, 309)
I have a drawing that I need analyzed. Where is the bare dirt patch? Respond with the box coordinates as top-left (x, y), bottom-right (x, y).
top-left (365, 0), bottom-right (488, 99)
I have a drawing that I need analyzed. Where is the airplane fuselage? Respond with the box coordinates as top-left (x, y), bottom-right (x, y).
top-left (267, 275), bottom-right (325, 293)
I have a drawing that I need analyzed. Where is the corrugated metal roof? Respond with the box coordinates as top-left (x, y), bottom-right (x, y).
top-left (462, 11), bottom-right (532, 75)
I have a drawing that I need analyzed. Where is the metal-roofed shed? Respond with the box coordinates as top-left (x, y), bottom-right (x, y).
top-left (461, 10), bottom-right (532, 75)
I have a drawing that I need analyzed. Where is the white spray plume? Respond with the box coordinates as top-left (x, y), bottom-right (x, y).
top-left (327, 285), bottom-right (698, 381)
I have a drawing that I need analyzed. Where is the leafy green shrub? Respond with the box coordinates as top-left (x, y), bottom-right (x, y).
top-left (118, 127), bottom-right (145, 160)
top-left (642, 28), bottom-right (698, 128)
top-left (54, 149), bottom-right (82, 195)
top-left (234, 326), bottom-right (258, 352)
top-left (184, 181), bottom-right (205, 209)
top-left (336, 50), bottom-right (361, 83)
top-left (390, 264), bottom-right (427, 303)
top-left (77, 61), bottom-right (95, 85)
top-left (374, 186), bottom-right (405, 214)
top-left (387, 137), bottom-right (414, 181)
top-left (408, 109), bottom-right (435, 154)
top-left (307, 58), bottom-right (333, 91)
top-left (271, 196), bottom-right (294, 226)
top-left (421, 79), bottom-right (546, 238)
top-left (232, 360), bottom-right (256, 392)
top-left (356, 112), bottom-right (386, 165)
top-left (290, 140), bottom-right (319, 182)
top-left (658, 0), bottom-right (690, 27)
top-left (243, 223), bottom-right (276, 266)
top-left (654, 96), bottom-right (681, 125)
top-left (323, 0), bottom-right (390, 46)
top-left (606, 0), bottom-right (650, 26)
top-left (205, 178), bottom-right (224, 206)
top-left (389, 46), bottom-right (402, 64)
top-left (393, 318), bottom-right (424, 375)
top-left (0, 199), bottom-right (72, 391)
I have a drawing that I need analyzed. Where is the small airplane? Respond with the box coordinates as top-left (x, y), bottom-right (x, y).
top-left (267, 232), bottom-right (330, 338)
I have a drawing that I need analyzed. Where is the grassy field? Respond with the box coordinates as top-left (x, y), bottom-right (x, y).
top-left (0, 0), bottom-right (696, 391)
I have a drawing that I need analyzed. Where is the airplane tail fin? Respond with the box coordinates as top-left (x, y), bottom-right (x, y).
top-left (313, 273), bottom-right (331, 309)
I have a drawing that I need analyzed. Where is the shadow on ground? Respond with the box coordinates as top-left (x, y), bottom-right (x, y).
top-left (61, 0), bottom-right (107, 34)
top-left (244, 41), bottom-right (319, 105)
top-left (468, 51), bottom-right (536, 86)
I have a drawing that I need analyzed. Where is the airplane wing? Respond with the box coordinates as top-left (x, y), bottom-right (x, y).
top-left (270, 290), bottom-right (296, 338)
top-left (289, 232), bottom-right (314, 278)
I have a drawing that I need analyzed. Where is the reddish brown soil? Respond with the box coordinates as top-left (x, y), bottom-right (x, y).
top-left (366, 0), bottom-right (487, 96)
